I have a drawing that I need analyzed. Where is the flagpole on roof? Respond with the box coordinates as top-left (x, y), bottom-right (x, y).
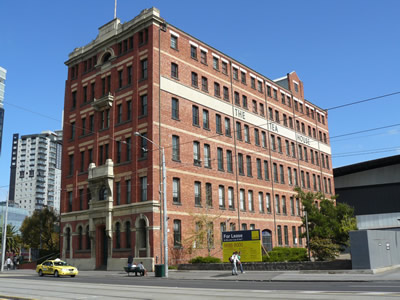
top-left (114, 0), bottom-right (117, 19)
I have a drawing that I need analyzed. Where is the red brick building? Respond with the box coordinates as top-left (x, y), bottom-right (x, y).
top-left (61, 7), bottom-right (334, 270)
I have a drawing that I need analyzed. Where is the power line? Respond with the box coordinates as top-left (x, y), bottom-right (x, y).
top-left (325, 91), bottom-right (400, 111)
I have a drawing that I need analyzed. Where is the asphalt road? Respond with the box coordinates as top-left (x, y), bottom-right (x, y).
top-left (1, 272), bottom-right (400, 299)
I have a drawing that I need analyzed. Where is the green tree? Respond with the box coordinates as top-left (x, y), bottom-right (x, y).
top-left (0, 224), bottom-right (22, 253)
top-left (295, 187), bottom-right (357, 261)
top-left (20, 207), bottom-right (59, 252)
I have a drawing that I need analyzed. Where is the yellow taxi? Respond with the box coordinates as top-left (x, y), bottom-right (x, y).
top-left (36, 258), bottom-right (78, 277)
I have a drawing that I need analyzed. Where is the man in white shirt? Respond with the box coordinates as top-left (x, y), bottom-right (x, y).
top-left (230, 252), bottom-right (239, 275)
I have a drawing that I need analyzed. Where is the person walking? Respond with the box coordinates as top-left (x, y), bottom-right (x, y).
top-left (13, 256), bottom-right (17, 270)
top-left (237, 251), bottom-right (244, 274)
top-left (230, 252), bottom-right (238, 275)
top-left (5, 257), bottom-right (12, 271)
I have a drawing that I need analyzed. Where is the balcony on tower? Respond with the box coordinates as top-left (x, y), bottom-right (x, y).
top-left (92, 92), bottom-right (114, 111)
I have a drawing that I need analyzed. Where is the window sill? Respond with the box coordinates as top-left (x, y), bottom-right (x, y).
top-left (173, 202), bottom-right (182, 206)
top-left (172, 159), bottom-right (181, 163)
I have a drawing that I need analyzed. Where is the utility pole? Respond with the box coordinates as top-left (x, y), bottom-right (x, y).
top-left (1, 197), bottom-right (9, 272)
top-left (305, 210), bottom-right (311, 261)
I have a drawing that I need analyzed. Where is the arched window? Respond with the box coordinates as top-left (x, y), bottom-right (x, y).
top-left (99, 186), bottom-right (107, 201)
top-left (102, 52), bottom-right (111, 63)
top-left (66, 227), bottom-right (71, 251)
top-left (262, 229), bottom-right (273, 253)
top-left (115, 222), bottom-right (121, 249)
top-left (86, 225), bottom-right (91, 250)
top-left (78, 226), bottom-right (83, 250)
top-left (125, 221), bottom-right (131, 249)
top-left (137, 219), bottom-right (146, 249)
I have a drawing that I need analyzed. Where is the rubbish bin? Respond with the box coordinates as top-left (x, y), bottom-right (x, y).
top-left (154, 264), bottom-right (165, 277)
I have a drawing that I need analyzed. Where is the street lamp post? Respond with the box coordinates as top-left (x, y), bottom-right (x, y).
top-left (1, 197), bottom-right (9, 272)
top-left (134, 132), bottom-right (168, 278)
top-left (304, 210), bottom-right (311, 261)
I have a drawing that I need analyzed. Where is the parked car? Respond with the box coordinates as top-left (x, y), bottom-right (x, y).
top-left (36, 258), bottom-right (78, 277)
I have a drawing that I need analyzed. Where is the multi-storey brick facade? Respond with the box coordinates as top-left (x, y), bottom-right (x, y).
top-left (61, 7), bottom-right (334, 271)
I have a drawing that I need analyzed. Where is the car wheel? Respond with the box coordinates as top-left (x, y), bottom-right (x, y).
top-left (38, 270), bottom-right (43, 277)
top-left (70, 275), bottom-right (75, 277)
top-left (54, 270), bottom-right (59, 277)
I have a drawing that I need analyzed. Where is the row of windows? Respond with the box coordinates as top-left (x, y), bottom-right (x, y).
top-left (70, 28), bottom-right (149, 81)
top-left (169, 62), bottom-right (329, 145)
top-left (70, 60), bottom-right (147, 110)
top-left (173, 108), bottom-right (331, 169)
top-left (170, 33), bottom-right (326, 125)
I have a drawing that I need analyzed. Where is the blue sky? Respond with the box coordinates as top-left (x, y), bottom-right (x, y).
top-left (0, 0), bottom-right (399, 201)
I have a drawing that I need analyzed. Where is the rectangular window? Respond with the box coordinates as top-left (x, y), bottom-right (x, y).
top-left (194, 181), bottom-right (201, 206)
top-left (192, 105), bottom-right (199, 126)
top-left (172, 135), bottom-right (180, 161)
top-left (285, 140), bottom-right (290, 156)
top-left (140, 94), bottom-right (148, 116)
top-left (262, 132), bottom-right (267, 148)
top-left (200, 50), bottom-right (207, 64)
top-left (80, 151), bottom-right (85, 173)
top-left (116, 141), bottom-right (121, 163)
top-left (222, 61), bottom-right (228, 74)
top-left (280, 164), bottom-right (285, 184)
top-left (258, 81), bottom-right (263, 92)
top-left (258, 192), bottom-right (264, 213)
top-left (246, 156), bottom-right (252, 177)
top-left (191, 45), bottom-right (197, 59)
top-left (141, 59), bottom-right (148, 79)
top-left (244, 125), bottom-right (250, 143)
top-left (115, 182), bottom-right (121, 205)
top-left (226, 150), bottom-right (233, 173)
top-left (233, 68), bottom-right (238, 80)
top-left (172, 98), bottom-right (179, 120)
top-left (223, 86), bottom-right (229, 101)
top-left (140, 177), bottom-right (147, 201)
top-left (193, 141), bottom-right (201, 166)
top-left (118, 70), bottom-right (123, 88)
top-left (126, 137), bottom-right (131, 161)
top-left (256, 158), bottom-right (262, 179)
top-left (270, 134), bottom-right (276, 151)
top-left (127, 66), bottom-right (132, 85)
top-left (277, 225), bottom-right (282, 246)
top-left (266, 193), bottom-right (271, 213)
top-left (251, 77), bottom-right (256, 89)
top-left (68, 154), bottom-right (74, 176)
top-left (254, 129), bottom-right (260, 146)
top-left (273, 163), bottom-right (278, 183)
top-left (217, 148), bottom-right (224, 171)
top-left (126, 100), bottom-right (132, 121)
top-left (284, 225), bottom-right (289, 246)
top-left (228, 187), bottom-right (234, 209)
top-left (242, 95), bottom-right (248, 108)
top-left (236, 122), bottom-right (242, 140)
top-left (306, 172), bottom-right (311, 189)
top-left (234, 92), bottom-right (240, 105)
top-left (260, 103), bottom-right (265, 116)
top-left (91, 82), bottom-right (95, 101)
top-left (201, 76), bottom-right (208, 92)
top-left (292, 225), bottom-right (297, 245)
top-left (241, 71), bottom-right (246, 84)
top-left (277, 137), bottom-right (282, 153)
top-left (301, 171), bottom-right (305, 188)
top-left (225, 118), bottom-right (231, 136)
top-left (68, 191), bottom-right (73, 212)
top-left (191, 72), bottom-right (198, 87)
top-left (71, 91), bottom-right (77, 108)
top-left (140, 133), bottom-right (147, 158)
top-left (240, 189), bottom-right (245, 211)
top-left (275, 194), bottom-right (281, 214)
top-left (248, 190), bottom-right (254, 211)
top-left (206, 183), bottom-right (212, 207)
top-left (70, 122), bottom-right (75, 139)
top-left (288, 167), bottom-right (293, 185)
top-left (275, 110), bottom-right (280, 123)
top-left (298, 227), bottom-right (303, 245)
top-left (173, 220), bottom-right (182, 247)
top-left (218, 185), bottom-right (225, 208)
top-left (170, 35), bottom-right (178, 49)
top-left (290, 197), bottom-right (295, 216)
top-left (282, 196), bottom-right (287, 215)
top-left (116, 104), bottom-right (122, 124)
top-left (204, 144), bottom-right (211, 168)
top-left (296, 198), bottom-right (301, 216)
top-left (126, 179), bottom-right (131, 204)
top-left (203, 109), bottom-right (209, 129)
top-left (264, 160), bottom-right (270, 181)
top-left (214, 82), bottom-right (220, 97)
top-left (273, 89), bottom-right (277, 100)
top-left (238, 153), bottom-right (244, 175)
top-left (216, 114), bottom-right (222, 134)
top-left (173, 178), bottom-right (180, 204)
top-left (267, 85), bottom-right (271, 97)
top-left (171, 63), bottom-right (178, 79)
top-left (213, 57), bottom-right (219, 70)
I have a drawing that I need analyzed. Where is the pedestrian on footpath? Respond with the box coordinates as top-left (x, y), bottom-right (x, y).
top-left (237, 251), bottom-right (244, 274)
top-left (230, 251), bottom-right (239, 276)
top-left (5, 257), bottom-right (12, 271)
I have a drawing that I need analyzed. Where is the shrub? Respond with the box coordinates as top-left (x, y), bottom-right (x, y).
top-left (263, 247), bottom-right (307, 262)
top-left (189, 256), bottom-right (222, 264)
top-left (310, 238), bottom-right (340, 261)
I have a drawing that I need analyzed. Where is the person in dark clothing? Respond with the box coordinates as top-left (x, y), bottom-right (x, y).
top-left (127, 255), bottom-right (133, 268)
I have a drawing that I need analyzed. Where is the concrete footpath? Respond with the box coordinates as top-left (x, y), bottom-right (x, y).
top-left (3, 267), bottom-right (400, 282)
